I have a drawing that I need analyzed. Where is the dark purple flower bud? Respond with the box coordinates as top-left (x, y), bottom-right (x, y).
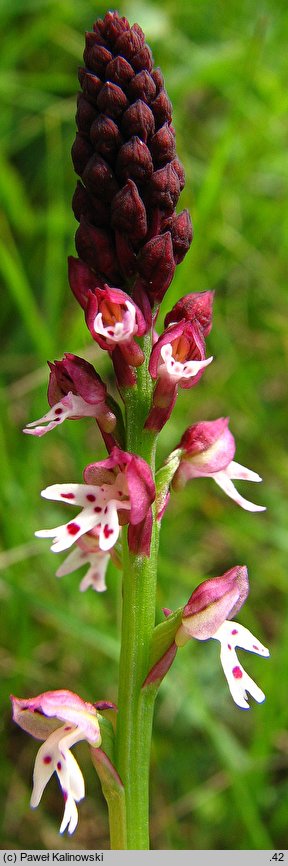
top-left (171, 157), bottom-right (185, 190)
top-left (115, 232), bottom-right (137, 279)
top-left (148, 165), bottom-right (180, 211)
top-left (68, 256), bottom-right (106, 309)
top-left (90, 115), bottom-right (123, 162)
top-left (72, 182), bottom-right (110, 227)
top-left (138, 232), bottom-right (175, 303)
top-left (131, 45), bottom-right (153, 73)
top-left (170, 210), bottom-right (193, 264)
top-left (71, 133), bottom-right (94, 176)
top-left (75, 217), bottom-right (119, 282)
top-left (83, 36), bottom-right (112, 75)
top-left (127, 70), bottom-right (156, 104)
top-left (151, 89), bottom-right (172, 127)
top-left (78, 69), bottom-right (102, 103)
top-left (106, 56), bottom-right (134, 88)
top-left (152, 68), bottom-right (164, 92)
top-left (121, 101), bottom-right (155, 143)
top-left (96, 82), bottom-right (129, 119)
top-left (115, 28), bottom-right (144, 62)
top-left (116, 137), bottom-right (153, 185)
top-left (75, 94), bottom-right (97, 133)
top-left (82, 154), bottom-right (119, 202)
top-left (165, 290), bottom-right (214, 336)
top-left (150, 123), bottom-right (176, 166)
top-left (101, 11), bottom-right (130, 43)
top-left (111, 180), bottom-right (147, 241)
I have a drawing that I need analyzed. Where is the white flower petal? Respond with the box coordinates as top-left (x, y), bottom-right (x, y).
top-left (213, 470), bottom-right (266, 512)
top-left (59, 793), bottom-right (79, 835)
top-left (227, 460), bottom-right (262, 483)
top-left (56, 547), bottom-right (89, 577)
top-left (214, 620), bottom-right (269, 657)
top-left (40, 483), bottom-right (102, 507)
top-left (35, 509), bottom-right (99, 553)
top-left (79, 557), bottom-right (109, 592)
top-left (30, 740), bottom-right (56, 808)
top-left (98, 501), bottom-right (121, 551)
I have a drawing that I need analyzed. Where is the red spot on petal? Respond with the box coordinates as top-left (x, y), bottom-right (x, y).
top-left (253, 644), bottom-right (259, 651)
top-left (104, 524), bottom-right (114, 539)
top-left (228, 644), bottom-right (232, 650)
top-left (86, 494), bottom-right (96, 502)
top-left (55, 408), bottom-right (63, 415)
top-left (232, 666), bottom-right (243, 679)
top-left (108, 329), bottom-right (115, 336)
top-left (64, 726), bottom-right (72, 731)
top-left (57, 761), bottom-right (62, 771)
top-left (43, 755), bottom-right (52, 764)
top-left (94, 506), bottom-right (102, 513)
top-left (62, 790), bottom-right (68, 802)
top-left (67, 522), bottom-right (80, 535)
top-left (104, 506), bottom-right (108, 514)
top-left (231, 629), bottom-right (238, 635)
top-left (61, 492), bottom-right (75, 499)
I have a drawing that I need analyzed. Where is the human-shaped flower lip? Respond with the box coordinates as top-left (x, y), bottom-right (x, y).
top-left (36, 447), bottom-right (155, 557)
top-left (56, 531), bottom-right (112, 593)
top-left (93, 297), bottom-right (137, 343)
top-left (173, 417), bottom-right (266, 513)
top-left (35, 475), bottom-right (130, 554)
top-left (211, 620), bottom-right (269, 710)
top-left (11, 689), bottom-right (103, 835)
top-left (159, 342), bottom-right (212, 382)
top-left (23, 392), bottom-right (112, 438)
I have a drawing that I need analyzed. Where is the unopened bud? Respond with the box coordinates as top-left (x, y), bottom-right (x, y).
top-left (82, 154), bottom-right (119, 202)
top-left (78, 68), bottom-right (102, 103)
top-left (170, 210), bottom-right (193, 263)
top-left (75, 217), bottom-right (118, 281)
top-left (72, 182), bottom-right (110, 227)
top-left (106, 56), bottom-right (134, 87)
top-left (150, 123), bottom-right (176, 166)
top-left (148, 164), bottom-right (180, 211)
top-left (111, 180), bottom-right (147, 241)
top-left (71, 133), bottom-right (93, 176)
top-left (138, 232), bottom-right (175, 302)
top-left (116, 136), bottom-right (153, 184)
top-left (128, 70), bottom-right (156, 104)
top-left (151, 89), bottom-right (172, 127)
top-left (96, 82), bottom-right (128, 119)
top-left (121, 100), bottom-right (155, 143)
top-left (90, 115), bottom-right (123, 162)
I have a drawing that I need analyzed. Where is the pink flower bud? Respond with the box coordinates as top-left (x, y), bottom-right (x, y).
top-left (176, 566), bottom-right (249, 644)
top-left (165, 290), bottom-right (214, 336)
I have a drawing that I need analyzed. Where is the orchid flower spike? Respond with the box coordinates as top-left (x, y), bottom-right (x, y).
top-left (175, 567), bottom-right (269, 709)
top-left (11, 690), bottom-right (103, 835)
top-left (173, 417), bottom-right (266, 512)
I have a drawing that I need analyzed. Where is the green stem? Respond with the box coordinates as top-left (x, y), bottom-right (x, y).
top-left (115, 333), bottom-right (159, 849)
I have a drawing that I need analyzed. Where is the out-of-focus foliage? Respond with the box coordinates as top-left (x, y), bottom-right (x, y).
top-left (0, 0), bottom-right (287, 850)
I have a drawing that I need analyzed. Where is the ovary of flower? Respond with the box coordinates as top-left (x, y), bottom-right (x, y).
top-left (56, 545), bottom-right (109, 592)
top-left (31, 725), bottom-right (86, 835)
top-left (93, 300), bottom-right (137, 343)
top-left (23, 392), bottom-right (105, 438)
top-left (212, 460), bottom-right (266, 513)
top-left (35, 478), bottom-right (130, 553)
top-left (211, 620), bottom-right (270, 709)
top-left (160, 343), bottom-right (213, 382)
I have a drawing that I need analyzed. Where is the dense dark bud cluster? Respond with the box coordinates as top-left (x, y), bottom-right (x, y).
top-left (70, 10), bottom-right (193, 309)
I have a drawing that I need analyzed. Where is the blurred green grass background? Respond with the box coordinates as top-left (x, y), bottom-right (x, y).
top-left (0, 0), bottom-right (287, 850)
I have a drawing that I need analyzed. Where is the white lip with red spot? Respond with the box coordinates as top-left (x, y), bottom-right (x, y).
top-left (93, 300), bottom-right (137, 343)
top-left (56, 544), bottom-right (110, 592)
top-left (23, 392), bottom-right (110, 438)
top-left (211, 620), bottom-right (269, 709)
top-left (31, 725), bottom-right (86, 835)
top-left (159, 343), bottom-right (213, 382)
top-left (35, 476), bottom-right (130, 554)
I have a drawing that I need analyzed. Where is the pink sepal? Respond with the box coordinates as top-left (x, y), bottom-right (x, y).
top-left (11, 689), bottom-right (100, 745)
